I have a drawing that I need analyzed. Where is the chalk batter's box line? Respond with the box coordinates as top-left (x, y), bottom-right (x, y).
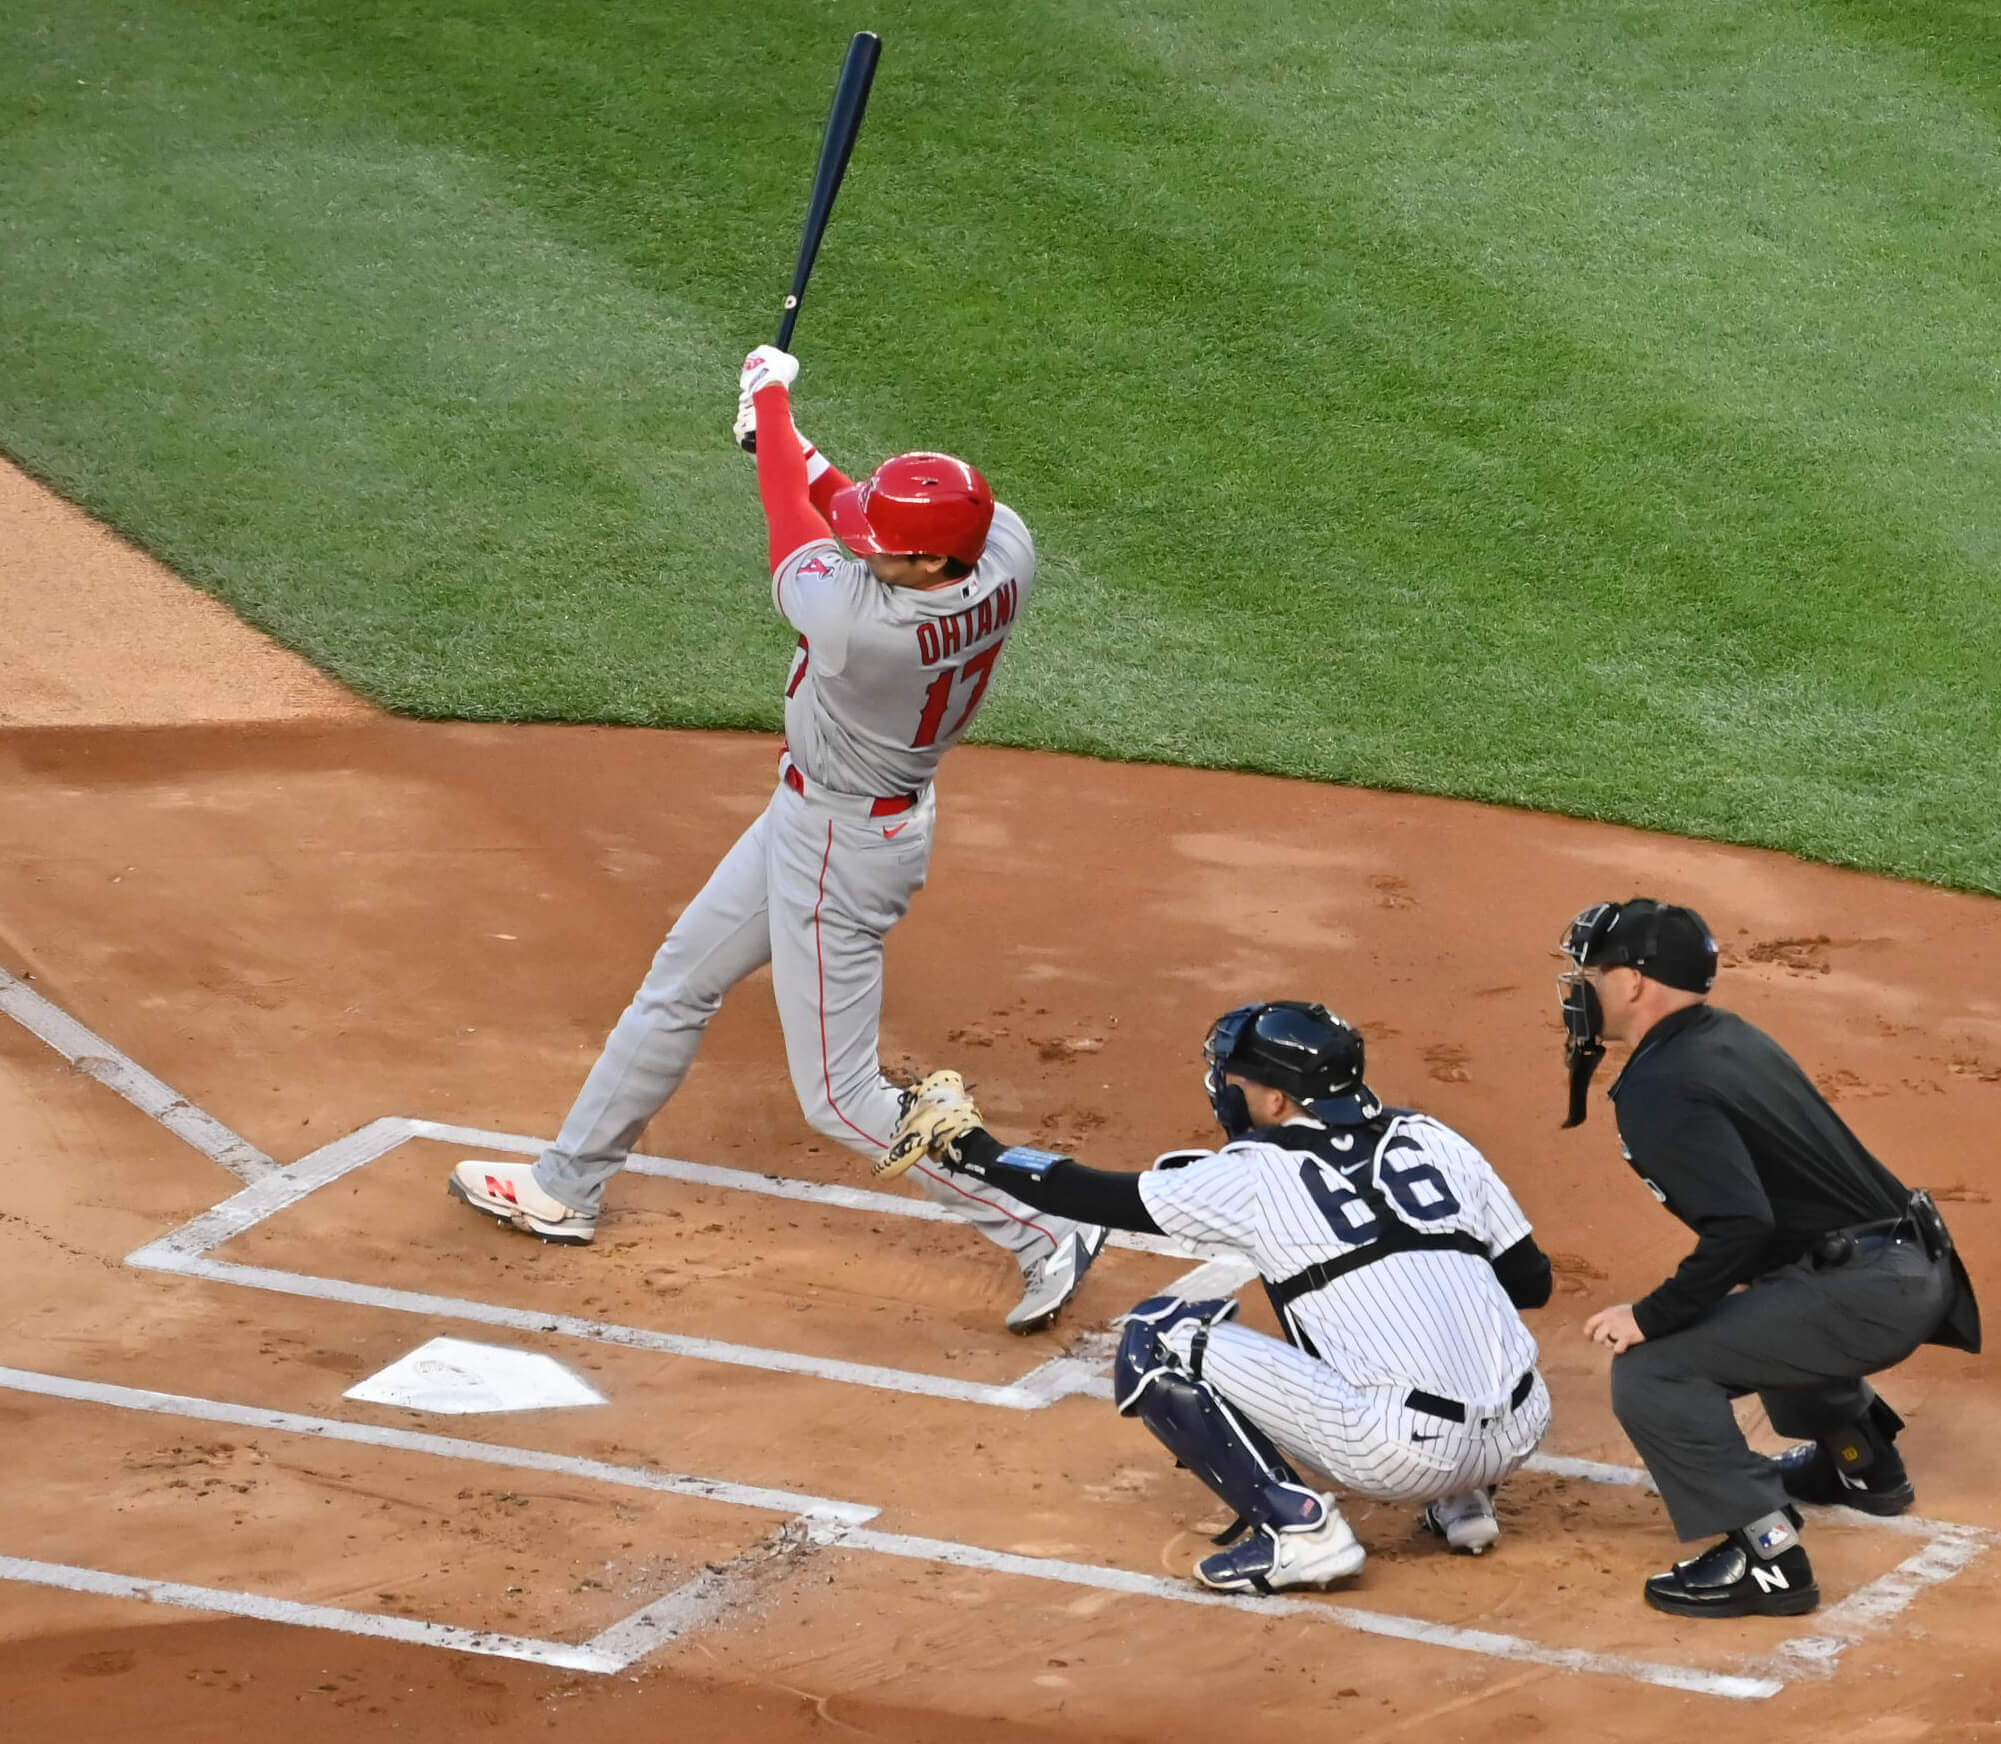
top-left (0, 1364), bottom-right (1788, 1700)
top-left (109, 1116), bottom-right (1996, 1696)
top-left (125, 1116), bottom-right (1249, 1412)
top-left (0, 1362), bottom-right (865, 1676)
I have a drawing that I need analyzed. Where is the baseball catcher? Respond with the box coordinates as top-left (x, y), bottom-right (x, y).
top-left (884, 1003), bottom-right (1555, 1593)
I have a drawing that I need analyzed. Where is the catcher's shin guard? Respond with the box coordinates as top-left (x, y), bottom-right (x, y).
top-left (1114, 1309), bottom-right (1326, 1547)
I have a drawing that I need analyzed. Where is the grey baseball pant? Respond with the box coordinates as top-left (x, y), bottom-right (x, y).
top-left (530, 779), bottom-right (1080, 1270)
top-left (1609, 1239), bottom-right (1952, 1540)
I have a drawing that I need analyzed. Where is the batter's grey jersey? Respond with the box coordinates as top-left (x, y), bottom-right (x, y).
top-left (773, 503), bottom-right (1036, 800)
top-left (1138, 1114), bottom-right (1540, 1408)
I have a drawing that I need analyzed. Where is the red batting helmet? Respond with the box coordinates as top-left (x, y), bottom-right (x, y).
top-left (829, 452), bottom-right (994, 568)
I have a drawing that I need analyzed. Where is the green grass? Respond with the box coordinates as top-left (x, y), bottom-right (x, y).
top-left (2, 0), bottom-right (1998, 889)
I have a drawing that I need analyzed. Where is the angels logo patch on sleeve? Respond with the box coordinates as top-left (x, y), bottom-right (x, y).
top-left (797, 554), bottom-right (832, 578)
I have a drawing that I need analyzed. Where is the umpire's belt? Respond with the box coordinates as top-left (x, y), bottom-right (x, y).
top-left (1810, 1192), bottom-right (1945, 1270)
top-left (1406, 1371), bottom-right (1536, 1425)
top-left (780, 755), bottom-right (918, 820)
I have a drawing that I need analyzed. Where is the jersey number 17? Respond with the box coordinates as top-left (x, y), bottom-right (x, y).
top-left (912, 643), bottom-right (1004, 748)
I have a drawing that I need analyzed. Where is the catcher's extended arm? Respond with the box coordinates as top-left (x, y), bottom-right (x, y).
top-left (876, 1069), bottom-right (983, 1179)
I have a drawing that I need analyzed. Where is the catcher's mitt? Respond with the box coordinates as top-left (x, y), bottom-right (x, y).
top-left (876, 1069), bottom-right (983, 1180)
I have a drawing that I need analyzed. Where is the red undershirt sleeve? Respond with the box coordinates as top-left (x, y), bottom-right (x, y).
top-left (808, 460), bottom-right (853, 518)
top-left (753, 384), bottom-right (834, 571)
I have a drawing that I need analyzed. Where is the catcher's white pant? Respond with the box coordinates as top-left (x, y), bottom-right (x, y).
top-left (1166, 1319), bottom-right (1552, 1501)
top-left (534, 775), bottom-right (1080, 1270)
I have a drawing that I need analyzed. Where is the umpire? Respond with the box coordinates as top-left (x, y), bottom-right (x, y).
top-left (1556, 898), bottom-right (1979, 1619)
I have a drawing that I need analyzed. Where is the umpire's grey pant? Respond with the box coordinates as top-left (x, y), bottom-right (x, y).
top-left (1610, 1239), bottom-right (1952, 1540)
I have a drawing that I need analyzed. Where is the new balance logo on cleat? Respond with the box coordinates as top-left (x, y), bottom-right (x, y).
top-left (1643, 1529), bottom-right (1820, 1619)
top-left (447, 1159), bottom-right (597, 1246)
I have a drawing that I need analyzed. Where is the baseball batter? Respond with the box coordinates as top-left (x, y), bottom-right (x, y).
top-left (449, 344), bottom-right (1107, 1335)
top-left (883, 1002), bottom-right (1555, 1592)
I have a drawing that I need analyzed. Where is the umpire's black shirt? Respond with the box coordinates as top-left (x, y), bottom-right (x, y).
top-left (1609, 1003), bottom-right (1911, 1340)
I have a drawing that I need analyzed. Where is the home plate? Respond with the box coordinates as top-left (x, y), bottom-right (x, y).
top-left (345, 1337), bottom-right (607, 1414)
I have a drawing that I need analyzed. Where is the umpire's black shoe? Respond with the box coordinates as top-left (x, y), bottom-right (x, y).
top-left (1643, 1530), bottom-right (1820, 1619)
top-left (1773, 1441), bottom-right (1915, 1517)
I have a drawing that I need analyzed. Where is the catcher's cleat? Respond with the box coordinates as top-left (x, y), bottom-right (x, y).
top-left (1195, 1501), bottom-right (1365, 1594)
top-left (1421, 1488), bottom-right (1500, 1556)
top-left (1006, 1225), bottom-right (1109, 1334)
top-left (1643, 1528), bottom-right (1819, 1619)
top-left (448, 1160), bottom-right (597, 1245)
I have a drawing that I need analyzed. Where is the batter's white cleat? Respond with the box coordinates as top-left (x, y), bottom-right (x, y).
top-left (1005, 1226), bottom-right (1110, 1334)
top-left (448, 1160), bottom-right (597, 1246)
top-left (1196, 1507), bottom-right (1366, 1594)
top-left (1421, 1488), bottom-right (1500, 1555)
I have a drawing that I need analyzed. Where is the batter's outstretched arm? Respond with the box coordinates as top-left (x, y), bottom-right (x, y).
top-left (943, 1127), bottom-right (1165, 1236)
top-left (752, 382), bottom-right (835, 570)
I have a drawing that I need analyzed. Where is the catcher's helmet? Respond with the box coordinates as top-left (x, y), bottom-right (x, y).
top-left (830, 452), bottom-right (994, 567)
top-left (1203, 1001), bottom-right (1381, 1139)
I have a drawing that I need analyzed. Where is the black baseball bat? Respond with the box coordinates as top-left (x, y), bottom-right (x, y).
top-left (743, 32), bottom-right (881, 452)
top-left (777, 31), bottom-right (881, 351)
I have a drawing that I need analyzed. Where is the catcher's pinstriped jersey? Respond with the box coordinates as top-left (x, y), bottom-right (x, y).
top-left (1139, 1113), bottom-right (1550, 1502)
top-left (1140, 1113), bottom-right (1539, 1407)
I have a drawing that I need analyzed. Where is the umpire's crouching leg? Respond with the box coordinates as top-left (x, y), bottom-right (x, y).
top-left (1609, 1340), bottom-right (1788, 1542)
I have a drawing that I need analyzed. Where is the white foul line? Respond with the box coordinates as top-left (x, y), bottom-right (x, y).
top-left (0, 1544), bottom-right (800, 1678)
top-left (0, 1367), bottom-right (852, 1675)
top-left (0, 965), bottom-right (276, 1184)
top-left (1771, 1525), bottom-right (1993, 1670)
top-left (125, 1244), bottom-right (1081, 1409)
top-left (808, 1525), bottom-right (1785, 1702)
top-left (123, 1113), bottom-right (1212, 1409)
top-left (0, 1365), bottom-right (876, 1526)
top-left (0, 1555), bottom-right (622, 1673)
top-left (0, 1365), bottom-right (1786, 1700)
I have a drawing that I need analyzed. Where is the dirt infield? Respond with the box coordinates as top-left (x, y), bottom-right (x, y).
top-left (2, 464), bottom-right (1997, 1740)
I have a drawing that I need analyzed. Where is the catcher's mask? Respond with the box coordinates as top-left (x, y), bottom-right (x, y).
top-left (1556, 899), bottom-right (1719, 1127)
top-left (1203, 1001), bottom-right (1381, 1141)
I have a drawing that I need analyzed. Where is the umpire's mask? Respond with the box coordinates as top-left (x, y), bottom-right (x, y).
top-left (1556, 898), bottom-right (1719, 1127)
top-left (1556, 905), bottom-right (1615, 1128)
